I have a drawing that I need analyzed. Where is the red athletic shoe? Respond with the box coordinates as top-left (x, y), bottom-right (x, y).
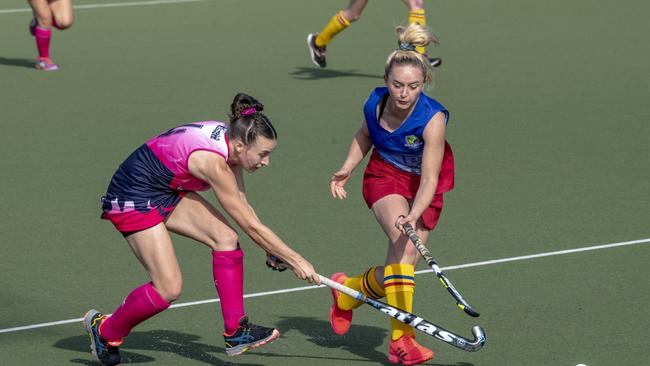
top-left (329, 272), bottom-right (352, 335)
top-left (388, 335), bottom-right (435, 365)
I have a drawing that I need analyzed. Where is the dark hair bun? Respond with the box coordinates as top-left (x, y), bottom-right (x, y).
top-left (230, 93), bottom-right (265, 122)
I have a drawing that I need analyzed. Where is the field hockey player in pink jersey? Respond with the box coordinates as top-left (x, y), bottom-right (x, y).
top-left (83, 93), bottom-right (320, 366)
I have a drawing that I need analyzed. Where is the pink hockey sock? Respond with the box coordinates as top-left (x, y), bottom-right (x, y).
top-left (212, 248), bottom-right (245, 335)
top-left (100, 282), bottom-right (170, 342)
top-left (34, 26), bottom-right (51, 59)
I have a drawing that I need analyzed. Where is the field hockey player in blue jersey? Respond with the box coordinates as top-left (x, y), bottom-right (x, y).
top-left (328, 23), bottom-right (454, 365)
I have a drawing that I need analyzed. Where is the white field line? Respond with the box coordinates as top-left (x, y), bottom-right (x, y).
top-left (0, 0), bottom-right (209, 14)
top-left (1, 237), bottom-right (648, 334)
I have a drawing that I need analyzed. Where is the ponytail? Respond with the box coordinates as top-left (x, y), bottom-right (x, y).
top-left (385, 23), bottom-right (437, 84)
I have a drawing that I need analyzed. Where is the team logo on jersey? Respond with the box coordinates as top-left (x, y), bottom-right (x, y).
top-left (211, 125), bottom-right (226, 141)
top-left (404, 135), bottom-right (422, 148)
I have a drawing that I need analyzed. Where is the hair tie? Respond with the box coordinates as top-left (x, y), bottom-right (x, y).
top-left (398, 42), bottom-right (416, 52)
top-left (241, 107), bottom-right (257, 116)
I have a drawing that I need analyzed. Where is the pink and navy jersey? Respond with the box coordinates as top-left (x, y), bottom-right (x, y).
top-left (363, 87), bottom-right (449, 175)
top-left (101, 121), bottom-right (229, 218)
top-left (146, 121), bottom-right (230, 192)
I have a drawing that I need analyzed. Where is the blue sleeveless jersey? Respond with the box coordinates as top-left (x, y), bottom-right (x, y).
top-left (363, 87), bottom-right (449, 174)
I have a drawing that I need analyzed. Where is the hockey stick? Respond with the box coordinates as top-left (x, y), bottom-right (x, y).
top-left (401, 222), bottom-right (480, 317)
top-left (319, 274), bottom-right (486, 352)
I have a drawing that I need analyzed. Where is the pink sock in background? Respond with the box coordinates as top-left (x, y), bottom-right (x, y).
top-left (34, 26), bottom-right (51, 59)
top-left (100, 282), bottom-right (170, 342)
top-left (212, 248), bottom-right (245, 335)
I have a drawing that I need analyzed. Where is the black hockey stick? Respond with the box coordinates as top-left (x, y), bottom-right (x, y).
top-left (401, 222), bottom-right (480, 317)
top-left (319, 275), bottom-right (486, 352)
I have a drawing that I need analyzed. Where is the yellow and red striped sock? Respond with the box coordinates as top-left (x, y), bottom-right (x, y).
top-left (384, 264), bottom-right (416, 340)
top-left (337, 266), bottom-right (385, 310)
top-left (360, 266), bottom-right (386, 300)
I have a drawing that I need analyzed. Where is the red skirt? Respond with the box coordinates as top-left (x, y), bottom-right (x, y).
top-left (362, 146), bottom-right (454, 230)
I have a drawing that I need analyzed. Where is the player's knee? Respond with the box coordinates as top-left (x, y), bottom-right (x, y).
top-left (162, 282), bottom-right (183, 302)
top-left (156, 277), bottom-right (183, 302)
top-left (346, 11), bottom-right (362, 22)
top-left (207, 228), bottom-right (239, 251)
top-left (53, 16), bottom-right (73, 30)
top-left (36, 16), bottom-right (52, 28)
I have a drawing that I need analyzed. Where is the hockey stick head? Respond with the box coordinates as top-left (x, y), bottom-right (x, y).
top-left (446, 325), bottom-right (486, 352)
top-left (467, 326), bottom-right (487, 351)
top-left (457, 302), bottom-right (480, 318)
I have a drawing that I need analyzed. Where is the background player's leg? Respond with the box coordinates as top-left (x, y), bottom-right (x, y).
top-left (27, 0), bottom-right (58, 70)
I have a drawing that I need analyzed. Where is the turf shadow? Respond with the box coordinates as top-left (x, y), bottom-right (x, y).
top-left (278, 315), bottom-right (398, 362)
top-left (0, 56), bottom-right (35, 69)
top-left (290, 66), bottom-right (380, 80)
top-left (54, 329), bottom-right (264, 365)
top-left (275, 316), bottom-right (474, 366)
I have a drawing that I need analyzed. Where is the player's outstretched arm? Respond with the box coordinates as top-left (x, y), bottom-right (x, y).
top-left (188, 151), bottom-right (319, 284)
top-left (331, 122), bottom-right (372, 199)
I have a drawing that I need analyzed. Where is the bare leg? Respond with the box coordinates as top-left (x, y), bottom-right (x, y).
top-left (370, 194), bottom-right (431, 282)
top-left (343, 0), bottom-right (369, 22)
top-left (126, 223), bottom-right (183, 302)
top-left (402, 0), bottom-right (424, 11)
top-left (371, 194), bottom-right (428, 265)
top-left (27, 0), bottom-right (53, 27)
top-left (49, 0), bottom-right (74, 29)
top-left (164, 192), bottom-right (239, 251)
